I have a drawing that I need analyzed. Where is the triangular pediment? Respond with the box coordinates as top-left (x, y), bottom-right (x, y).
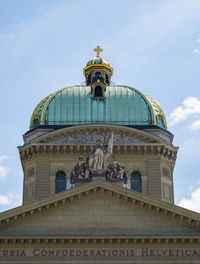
top-left (0, 181), bottom-right (199, 235)
top-left (31, 125), bottom-right (163, 144)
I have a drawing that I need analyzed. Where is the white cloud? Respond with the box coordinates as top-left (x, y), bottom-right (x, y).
top-left (167, 97), bottom-right (200, 127)
top-left (0, 155), bottom-right (7, 163)
top-left (0, 192), bottom-right (22, 209)
top-left (178, 188), bottom-right (200, 213)
top-left (193, 34), bottom-right (200, 54)
top-left (0, 155), bottom-right (9, 181)
top-left (179, 137), bottom-right (200, 158)
top-left (189, 120), bottom-right (200, 130)
top-left (0, 166), bottom-right (8, 180)
top-left (193, 48), bottom-right (200, 53)
top-left (7, 192), bottom-right (22, 207)
top-left (197, 35), bottom-right (200, 43)
top-left (0, 195), bottom-right (10, 205)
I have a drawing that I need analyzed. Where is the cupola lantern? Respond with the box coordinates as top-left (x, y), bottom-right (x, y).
top-left (83, 46), bottom-right (113, 97)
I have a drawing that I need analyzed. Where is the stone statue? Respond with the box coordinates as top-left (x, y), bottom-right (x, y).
top-left (106, 155), bottom-right (126, 180)
top-left (122, 169), bottom-right (128, 188)
top-left (74, 156), bottom-right (86, 178)
top-left (88, 132), bottom-right (113, 173)
top-left (70, 169), bottom-right (76, 188)
top-left (107, 155), bottom-right (121, 178)
top-left (85, 156), bottom-right (93, 180)
top-left (105, 155), bottom-right (128, 187)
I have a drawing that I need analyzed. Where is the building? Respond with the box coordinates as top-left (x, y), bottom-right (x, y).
top-left (0, 47), bottom-right (199, 263)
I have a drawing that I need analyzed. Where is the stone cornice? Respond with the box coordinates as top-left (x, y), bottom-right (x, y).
top-left (0, 234), bottom-right (199, 245)
top-left (0, 181), bottom-right (199, 231)
top-left (28, 125), bottom-right (165, 144)
top-left (18, 143), bottom-right (178, 162)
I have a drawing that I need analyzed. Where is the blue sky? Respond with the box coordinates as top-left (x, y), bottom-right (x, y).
top-left (0, 0), bottom-right (200, 212)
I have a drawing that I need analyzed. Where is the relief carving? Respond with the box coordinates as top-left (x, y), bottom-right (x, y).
top-left (27, 167), bottom-right (35, 178)
top-left (48, 132), bottom-right (147, 145)
top-left (162, 167), bottom-right (170, 178)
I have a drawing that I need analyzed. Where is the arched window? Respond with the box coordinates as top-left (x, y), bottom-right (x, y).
top-left (157, 115), bottom-right (165, 129)
top-left (105, 74), bottom-right (109, 85)
top-left (94, 72), bottom-right (101, 82)
top-left (131, 171), bottom-right (142, 192)
top-left (33, 117), bottom-right (39, 127)
top-left (87, 73), bottom-right (91, 85)
top-left (94, 71), bottom-right (104, 83)
top-left (55, 171), bottom-right (66, 194)
top-left (94, 85), bottom-right (103, 97)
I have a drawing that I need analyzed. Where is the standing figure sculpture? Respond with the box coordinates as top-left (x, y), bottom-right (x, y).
top-left (88, 132), bottom-right (113, 174)
top-left (70, 169), bottom-right (76, 188)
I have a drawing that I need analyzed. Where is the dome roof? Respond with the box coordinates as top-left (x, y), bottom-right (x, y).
top-left (86, 57), bottom-right (111, 67)
top-left (29, 85), bottom-right (167, 130)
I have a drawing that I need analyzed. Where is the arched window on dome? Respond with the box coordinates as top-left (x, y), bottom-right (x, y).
top-left (157, 115), bottom-right (165, 129)
top-left (94, 85), bottom-right (103, 97)
top-left (94, 72), bottom-right (104, 83)
top-left (131, 171), bottom-right (142, 193)
top-left (87, 73), bottom-right (92, 85)
top-left (105, 73), bottom-right (109, 85)
top-left (33, 117), bottom-right (39, 127)
top-left (55, 171), bottom-right (66, 194)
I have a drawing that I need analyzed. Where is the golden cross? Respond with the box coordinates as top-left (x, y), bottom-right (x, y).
top-left (94, 45), bottom-right (103, 58)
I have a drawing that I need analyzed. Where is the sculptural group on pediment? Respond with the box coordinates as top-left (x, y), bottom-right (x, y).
top-left (106, 155), bottom-right (124, 179)
top-left (70, 132), bottom-right (128, 188)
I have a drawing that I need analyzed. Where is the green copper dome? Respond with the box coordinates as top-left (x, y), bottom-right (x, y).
top-left (29, 85), bottom-right (167, 130)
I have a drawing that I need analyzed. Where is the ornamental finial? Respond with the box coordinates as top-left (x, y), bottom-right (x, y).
top-left (94, 45), bottom-right (103, 58)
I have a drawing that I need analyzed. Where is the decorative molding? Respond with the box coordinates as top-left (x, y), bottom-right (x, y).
top-left (30, 125), bottom-right (163, 144)
top-left (0, 235), bottom-right (199, 245)
top-left (19, 143), bottom-right (178, 162)
top-left (0, 182), bottom-right (199, 231)
top-left (162, 167), bottom-right (170, 178)
top-left (26, 167), bottom-right (35, 178)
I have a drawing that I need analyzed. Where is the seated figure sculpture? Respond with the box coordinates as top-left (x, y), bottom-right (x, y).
top-left (106, 156), bottom-right (128, 188)
top-left (74, 156), bottom-right (86, 178)
top-left (107, 155), bottom-right (121, 178)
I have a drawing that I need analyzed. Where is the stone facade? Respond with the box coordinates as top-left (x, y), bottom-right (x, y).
top-left (19, 125), bottom-right (177, 205)
top-left (0, 124), bottom-right (199, 263)
top-left (0, 181), bottom-right (200, 263)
